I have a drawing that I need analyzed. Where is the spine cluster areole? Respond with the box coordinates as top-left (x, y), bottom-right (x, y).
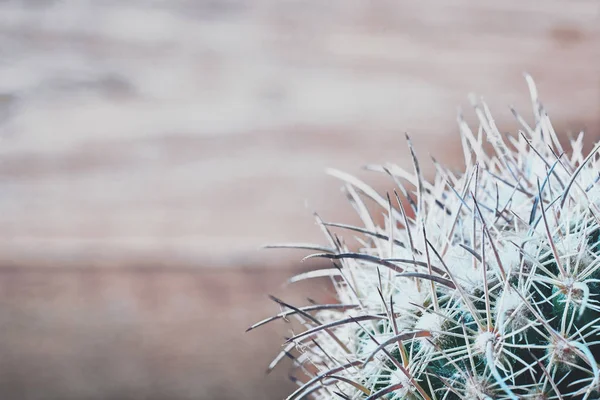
top-left (249, 76), bottom-right (600, 400)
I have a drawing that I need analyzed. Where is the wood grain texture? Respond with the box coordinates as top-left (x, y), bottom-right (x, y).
top-left (0, 0), bottom-right (598, 268)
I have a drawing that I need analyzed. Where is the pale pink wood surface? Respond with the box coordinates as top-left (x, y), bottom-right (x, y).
top-left (0, 0), bottom-right (597, 268)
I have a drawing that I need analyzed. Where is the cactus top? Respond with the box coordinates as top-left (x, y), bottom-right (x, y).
top-left (250, 76), bottom-right (600, 400)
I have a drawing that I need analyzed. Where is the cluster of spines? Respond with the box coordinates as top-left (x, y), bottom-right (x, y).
top-left (248, 76), bottom-right (600, 400)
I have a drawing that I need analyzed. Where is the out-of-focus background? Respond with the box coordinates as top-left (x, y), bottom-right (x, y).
top-left (0, 1), bottom-right (598, 399)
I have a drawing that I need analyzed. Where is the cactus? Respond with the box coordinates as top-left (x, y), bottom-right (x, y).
top-left (248, 76), bottom-right (600, 400)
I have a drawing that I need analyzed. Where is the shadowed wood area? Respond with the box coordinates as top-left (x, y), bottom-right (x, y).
top-left (0, 266), bottom-right (330, 400)
top-left (0, 1), bottom-right (598, 399)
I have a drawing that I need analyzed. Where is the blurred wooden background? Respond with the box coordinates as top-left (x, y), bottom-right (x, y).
top-left (0, 0), bottom-right (598, 399)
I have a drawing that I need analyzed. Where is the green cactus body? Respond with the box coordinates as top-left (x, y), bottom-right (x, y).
top-left (249, 76), bottom-right (600, 400)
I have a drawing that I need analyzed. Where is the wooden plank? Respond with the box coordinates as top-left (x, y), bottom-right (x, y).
top-left (0, 1), bottom-right (597, 268)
